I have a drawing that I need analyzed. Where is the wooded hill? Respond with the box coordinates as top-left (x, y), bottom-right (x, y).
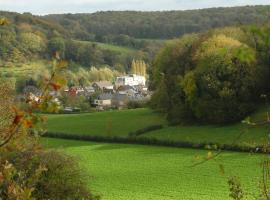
top-left (45, 6), bottom-right (270, 40)
top-left (0, 5), bottom-right (269, 72)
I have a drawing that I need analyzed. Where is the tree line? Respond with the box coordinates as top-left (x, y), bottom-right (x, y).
top-left (46, 6), bottom-right (270, 41)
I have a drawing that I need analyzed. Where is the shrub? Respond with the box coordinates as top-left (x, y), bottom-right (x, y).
top-left (127, 101), bottom-right (147, 109)
top-left (128, 124), bottom-right (164, 137)
top-left (1, 150), bottom-right (99, 200)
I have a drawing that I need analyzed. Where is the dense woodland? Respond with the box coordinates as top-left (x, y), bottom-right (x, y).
top-left (151, 25), bottom-right (270, 124)
top-left (46, 6), bottom-right (270, 40)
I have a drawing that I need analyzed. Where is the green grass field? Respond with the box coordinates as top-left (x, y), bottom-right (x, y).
top-left (46, 108), bottom-right (166, 137)
top-left (42, 138), bottom-right (263, 200)
top-left (45, 107), bottom-right (270, 147)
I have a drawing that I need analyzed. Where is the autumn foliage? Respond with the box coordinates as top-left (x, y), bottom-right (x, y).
top-left (0, 48), bottom-right (98, 199)
top-left (151, 27), bottom-right (269, 124)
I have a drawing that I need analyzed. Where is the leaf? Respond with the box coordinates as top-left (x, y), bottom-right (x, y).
top-left (12, 108), bottom-right (24, 125)
top-left (49, 83), bottom-right (61, 91)
top-left (56, 60), bottom-right (68, 69)
top-left (22, 119), bottom-right (33, 129)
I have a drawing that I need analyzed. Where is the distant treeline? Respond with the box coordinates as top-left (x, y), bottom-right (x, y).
top-left (45, 6), bottom-right (270, 40)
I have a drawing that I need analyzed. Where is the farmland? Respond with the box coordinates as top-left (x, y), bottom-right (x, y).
top-left (42, 137), bottom-right (263, 200)
top-left (43, 104), bottom-right (270, 199)
top-left (45, 107), bottom-right (270, 147)
top-left (45, 108), bottom-right (166, 137)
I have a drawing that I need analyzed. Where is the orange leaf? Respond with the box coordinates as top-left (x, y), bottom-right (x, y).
top-left (50, 83), bottom-right (61, 91)
top-left (13, 108), bottom-right (24, 125)
top-left (22, 120), bottom-right (33, 129)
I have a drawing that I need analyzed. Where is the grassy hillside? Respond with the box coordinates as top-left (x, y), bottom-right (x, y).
top-left (42, 138), bottom-right (263, 200)
top-left (45, 107), bottom-right (270, 148)
top-left (46, 108), bottom-right (166, 137)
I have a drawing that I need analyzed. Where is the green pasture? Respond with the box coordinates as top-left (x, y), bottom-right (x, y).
top-left (45, 107), bottom-right (270, 147)
top-left (45, 108), bottom-right (166, 137)
top-left (42, 138), bottom-right (264, 200)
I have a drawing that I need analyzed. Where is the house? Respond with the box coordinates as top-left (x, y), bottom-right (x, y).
top-left (84, 86), bottom-right (95, 94)
top-left (93, 93), bottom-right (113, 108)
top-left (117, 85), bottom-right (138, 96)
top-left (66, 86), bottom-right (85, 96)
top-left (115, 74), bottom-right (146, 88)
top-left (92, 81), bottom-right (114, 92)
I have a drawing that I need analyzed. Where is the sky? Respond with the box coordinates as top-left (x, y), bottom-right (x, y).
top-left (0, 0), bottom-right (269, 15)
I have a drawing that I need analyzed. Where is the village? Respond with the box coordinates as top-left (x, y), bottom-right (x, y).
top-left (22, 73), bottom-right (150, 113)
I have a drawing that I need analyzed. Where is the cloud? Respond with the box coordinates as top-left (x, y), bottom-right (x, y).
top-left (0, 0), bottom-right (269, 15)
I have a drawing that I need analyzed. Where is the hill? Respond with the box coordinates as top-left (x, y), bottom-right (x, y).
top-left (45, 6), bottom-right (270, 40)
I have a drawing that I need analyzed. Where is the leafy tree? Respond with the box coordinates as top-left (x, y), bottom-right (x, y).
top-left (19, 32), bottom-right (45, 53)
top-left (48, 37), bottom-right (65, 57)
top-left (131, 59), bottom-right (147, 77)
top-left (151, 28), bottom-right (268, 124)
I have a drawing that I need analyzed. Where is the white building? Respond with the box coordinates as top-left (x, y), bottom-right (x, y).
top-left (115, 74), bottom-right (146, 88)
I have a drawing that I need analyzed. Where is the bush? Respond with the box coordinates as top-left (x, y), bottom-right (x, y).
top-left (128, 124), bottom-right (164, 136)
top-left (127, 101), bottom-right (147, 109)
top-left (1, 150), bottom-right (99, 200)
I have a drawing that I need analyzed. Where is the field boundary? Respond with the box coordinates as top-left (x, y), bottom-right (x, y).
top-left (44, 132), bottom-right (267, 154)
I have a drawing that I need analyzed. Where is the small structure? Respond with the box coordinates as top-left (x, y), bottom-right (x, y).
top-left (66, 86), bottom-right (85, 96)
top-left (93, 93), bottom-right (112, 109)
top-left (115, 74), bottom-right (146, 88)
top-left (117, 85), bottom-right (138, 96)
top-left (84, 86), bottom-right (95, 94)
top-left (92, 81), bottom-right (114, 92)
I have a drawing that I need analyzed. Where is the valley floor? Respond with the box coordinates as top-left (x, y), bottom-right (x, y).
top-left (43, 138), bottom-right (263, 200)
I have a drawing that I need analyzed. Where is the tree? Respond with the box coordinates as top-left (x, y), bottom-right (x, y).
top-left (131, 59), bottom-right (147, 77)
top-left (151, 29), bottom-right (268, 124)
top-left (19, 32), bottom-right (45, 53)
top-left (48, 37), bottom-right (65, 57)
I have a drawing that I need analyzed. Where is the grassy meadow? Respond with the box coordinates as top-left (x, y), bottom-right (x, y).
top-left (75, 40), bottom-right (137, 56)
top-left (45, 107), bottom-right (270, 147)
top-left (45, 108), bottom-right (166, 137)
top-left (42, 137), bottom-right (263, 200)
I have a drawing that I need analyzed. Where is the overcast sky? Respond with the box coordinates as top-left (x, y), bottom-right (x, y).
top-left (0, 0), bottom-right (269, 15)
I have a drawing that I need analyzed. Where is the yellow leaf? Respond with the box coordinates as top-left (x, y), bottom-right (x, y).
top-left (57, 60), bottom-right (68, 69)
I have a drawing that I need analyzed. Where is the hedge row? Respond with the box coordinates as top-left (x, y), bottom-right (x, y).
top-left (44, 132), bottom-right (267, 154)
top-left (128, 124), bottom-right (164, 137)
